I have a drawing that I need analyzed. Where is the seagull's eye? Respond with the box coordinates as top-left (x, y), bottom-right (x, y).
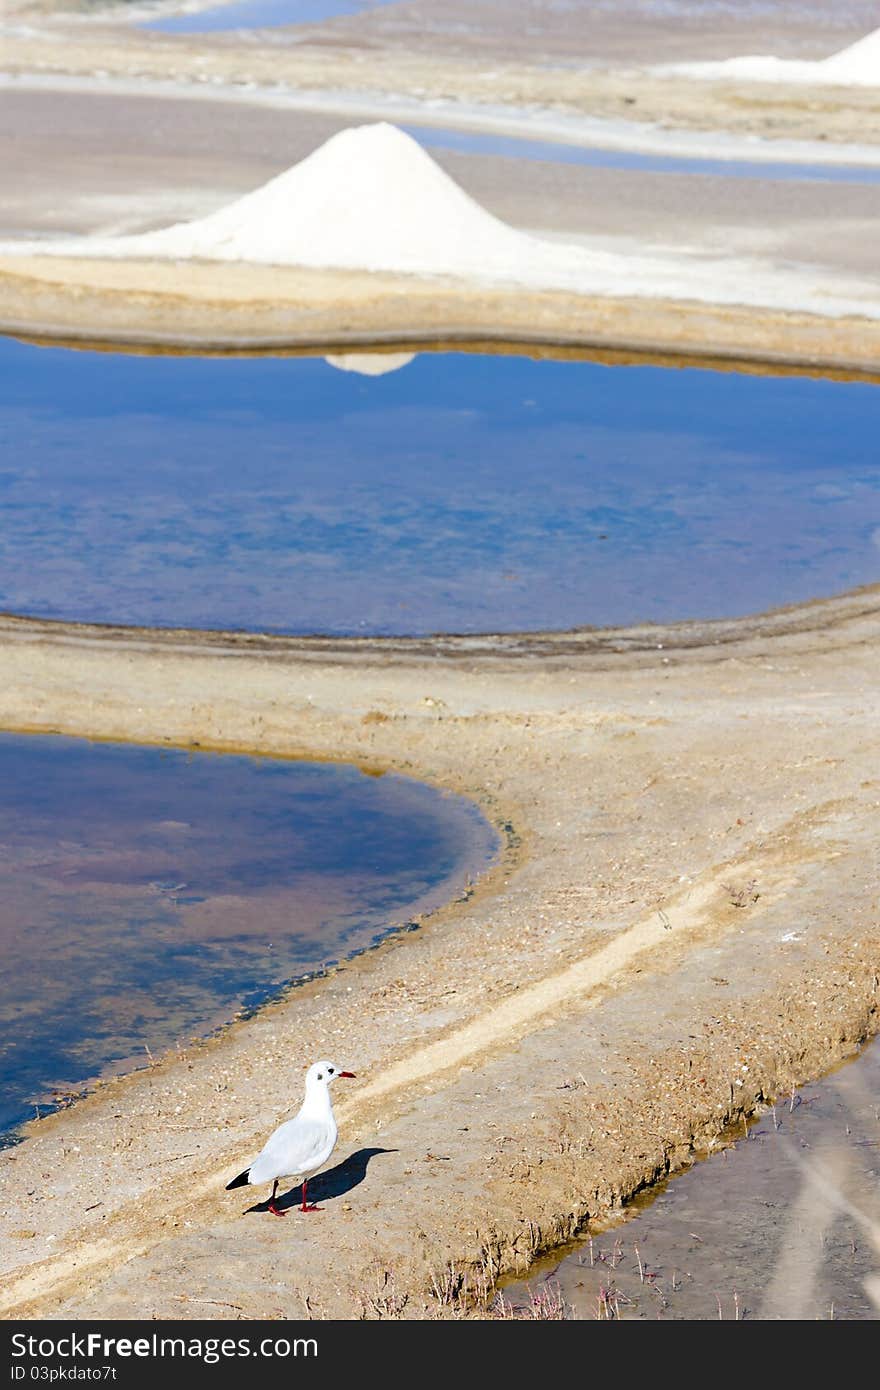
top-left (328, 1067), bottom-right (334, 1074)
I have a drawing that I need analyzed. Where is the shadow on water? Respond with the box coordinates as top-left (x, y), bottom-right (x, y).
top-left (244, 1147), bottom-right (398, 1214)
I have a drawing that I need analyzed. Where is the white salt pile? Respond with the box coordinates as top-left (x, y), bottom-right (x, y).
top-left (80, 123), bottom-right (564, 282)
top-left (3, 123), bottom-right (879, 319)
top-left (661, 25), bottom-right (880, 87)
top-left (325, 351), bottom-right (415, 375)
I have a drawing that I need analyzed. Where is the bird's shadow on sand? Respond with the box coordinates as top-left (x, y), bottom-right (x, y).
top-left (245, 1147), bottom-right (397, 1215)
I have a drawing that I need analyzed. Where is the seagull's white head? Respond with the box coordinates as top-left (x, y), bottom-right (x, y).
top-left (306, 1060), bottom-right (356, 1091)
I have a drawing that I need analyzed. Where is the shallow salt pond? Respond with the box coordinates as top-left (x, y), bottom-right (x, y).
top-left (507, 1037), bottom-right (880, 1321)
top-left (405, 125), bottom-right (880, 185)
top-left (2, 337), bottom-right (878, 635)
top-left (0, 732), bottom-right (499, 1142)
top-left (144, 0), bottom-right (395, 35)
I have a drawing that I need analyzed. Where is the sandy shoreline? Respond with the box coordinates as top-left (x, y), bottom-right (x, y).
top-left (4, 259), bottom-right (880, 376)
top-left (4, 23), bottom-right (880, 151)
top-left (0, 596), bottom-right (878, 1318)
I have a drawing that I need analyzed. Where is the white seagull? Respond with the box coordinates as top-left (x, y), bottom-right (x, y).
top-left (226, 1059), bottom-right (356, 1216)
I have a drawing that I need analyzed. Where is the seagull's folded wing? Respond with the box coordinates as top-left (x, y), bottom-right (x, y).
top-left (249, 1117), bottom-right (333, 1184)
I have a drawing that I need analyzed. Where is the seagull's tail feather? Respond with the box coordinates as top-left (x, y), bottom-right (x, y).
top-left (226, 1167), bottom-right (251, 1190)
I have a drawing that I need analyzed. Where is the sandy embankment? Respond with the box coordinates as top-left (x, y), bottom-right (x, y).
top-left (5, 258), bottom-right (880, 377)
top-left (4, 20), bottom-right (880, 150)
top-left (0, 596), bottom-right (878, 1318)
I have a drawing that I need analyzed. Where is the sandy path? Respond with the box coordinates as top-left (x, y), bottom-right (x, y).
top-left (0, 594), bottom-right (878, 1317)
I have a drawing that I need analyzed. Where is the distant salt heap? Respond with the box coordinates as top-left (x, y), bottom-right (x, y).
top-left (85, 123), bottom-right (579, 283)
top-left (662, 24), bottom-right (880, 86)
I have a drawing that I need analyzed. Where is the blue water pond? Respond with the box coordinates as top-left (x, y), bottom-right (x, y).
top-left (1, 337), bottom-right (877, 635)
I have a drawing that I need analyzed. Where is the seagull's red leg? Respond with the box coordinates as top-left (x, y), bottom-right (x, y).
top-left (268, 1179), bottom-right (285, 1217)
top-left (300, 1177), bottom-right (323, 1213)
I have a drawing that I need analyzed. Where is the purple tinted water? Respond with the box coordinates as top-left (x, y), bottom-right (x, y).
top-left (0, 732), bottom-right (499, 1141)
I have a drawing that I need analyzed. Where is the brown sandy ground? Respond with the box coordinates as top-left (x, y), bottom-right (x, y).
top-left (0, 592), bottom-right (878, 1318)
top-left (4, 0), bottom-right (880, 149)
top-left (269, 0), bottom-right (880, 70)
top-left (4, 260), bottom-right (880, 378)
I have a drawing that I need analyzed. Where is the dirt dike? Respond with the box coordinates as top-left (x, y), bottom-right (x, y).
top-left (3, 258), bottom-right (880, 378)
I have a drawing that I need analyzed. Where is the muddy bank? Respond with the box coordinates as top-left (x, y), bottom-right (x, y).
top-left (3, 259), bottom-right (880, 375)
top-left (504, 1036), bottom-right (880, 1320)
top-left (0, 594), bottom-right (878, 1317)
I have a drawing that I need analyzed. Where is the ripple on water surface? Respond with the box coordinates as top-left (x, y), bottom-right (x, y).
top-left (0, 732), bottom-right (499, 1141)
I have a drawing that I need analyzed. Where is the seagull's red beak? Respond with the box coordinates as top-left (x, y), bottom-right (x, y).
top-left (339, 1071), bottom-right (356, 1079)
